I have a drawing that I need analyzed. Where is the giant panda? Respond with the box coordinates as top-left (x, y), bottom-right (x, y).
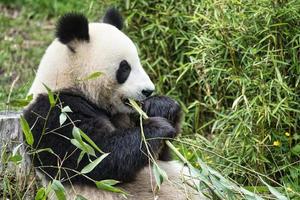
top-left (23, 8), bottom-right (201, 200)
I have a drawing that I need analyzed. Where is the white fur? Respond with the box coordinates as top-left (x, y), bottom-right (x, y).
top-left (44, 161), bottom-right (204, 200)
top-left (29, 22), bottom-right (204, 199)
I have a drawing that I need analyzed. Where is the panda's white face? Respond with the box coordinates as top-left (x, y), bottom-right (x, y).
top-left (73, 23), bottom-right (155, 113)
top-left (29, 11), bottom-right (155, 114)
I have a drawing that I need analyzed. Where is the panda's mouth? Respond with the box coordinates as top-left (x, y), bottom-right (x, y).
top-left (122, 98), bottom-right (141, 108)
top-left (122, 98), bottom-right (130, 107)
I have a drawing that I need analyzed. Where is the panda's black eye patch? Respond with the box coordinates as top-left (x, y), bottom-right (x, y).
top-left (116, 60), bottom-right (131, 84)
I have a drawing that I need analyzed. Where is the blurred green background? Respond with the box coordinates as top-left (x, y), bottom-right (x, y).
top-left (0, 0), bottom-right (300, 198)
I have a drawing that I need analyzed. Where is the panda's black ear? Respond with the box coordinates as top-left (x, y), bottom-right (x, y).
top-left (56, 13), bottom-right (89, 44)
top-left (102, 8), bottom-right (123, 30)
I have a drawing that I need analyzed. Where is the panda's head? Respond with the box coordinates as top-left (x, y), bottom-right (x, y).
top-left (32, 8), bottom-right (155, 113)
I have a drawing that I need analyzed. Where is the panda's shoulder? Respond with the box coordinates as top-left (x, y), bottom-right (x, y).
top-left (24, 88), bottom-right (107, 121)
top-left (58, 89), bottom-right (104, 116)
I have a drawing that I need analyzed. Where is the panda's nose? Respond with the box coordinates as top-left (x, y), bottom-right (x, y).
top-left (142, 89), bottom-right (154, 97)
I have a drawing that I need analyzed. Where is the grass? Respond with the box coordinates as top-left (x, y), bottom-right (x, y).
top-left (1, 0), bottom-right (300, 199)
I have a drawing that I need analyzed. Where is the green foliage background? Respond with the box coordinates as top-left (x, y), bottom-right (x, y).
top-left (0, 0), bottom-right (300, 198)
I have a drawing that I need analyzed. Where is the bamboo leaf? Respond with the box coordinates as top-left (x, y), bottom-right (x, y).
top-left (34, 148), bottom-right (55, 155)
top-left (275, 67), bottom-right (283, 84)
top-left (59, 113), bottom-right (67, 126)
top-left (291, 144), bottom-right (300, 156)
top-left (51, 180), bottom-right (66, 200)
top-left (81, 153), bottom-right (110, 174)
top-left (77, 151), bottom-right (85, 166)
top-left (20, 116), bottom-right (34, 146)
top-left (9, 154), bottom-right (22, 164)
top-left (95, 180), bottom-right (128, 195)
top-left (8, 94), bottom-right (33, 107)
top-left (152, 164), bottom-right (168, 189)
top-left (35, 187), bottom-right (46, 200)
top-left (72, 127), bottom-right (96, 156)
top-left (70, 139), bottom-right (95, 157)
top-left (72, 127), bottom-right (82, 141)
top-left (9, 143), bottom-right (23, 164)
top-left (98, 179), bottom-right (120, 186)
top-left (82, 71), bottom-right (102, 81)
top-left (259, 177), bottom-right (288, 200)
top-left (78, 128), bottom-right (105, 154)
top-left (42, 83), bottom-right (56, 107)
top-left (62, 106), bottom-right (72, 113)
top-left (75, 195), bottom-right (88, 200)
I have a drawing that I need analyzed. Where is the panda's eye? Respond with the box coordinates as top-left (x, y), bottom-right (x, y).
top-left (116, 60), bottom-right (131, 84)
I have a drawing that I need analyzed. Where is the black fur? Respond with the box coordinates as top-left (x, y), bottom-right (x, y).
top-left (102, 7), bottom-right (123, 30)
top-left (23, 89), bottom-right (181, 185)
top-left (142, 96), bottom-right (182, 161)
top-left (56, 13), bottom-right (89, 44)
top-left (116, 60), bottom-right (131, 84)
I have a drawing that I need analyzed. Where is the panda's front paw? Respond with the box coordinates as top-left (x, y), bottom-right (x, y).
top-left (142, 95), bottom-right (182, 134)
top-left (143, 116), bottom-right (176, 139)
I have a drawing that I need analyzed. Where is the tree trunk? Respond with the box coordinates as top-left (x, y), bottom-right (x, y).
top-left (0, 111), bottom-right (34, 199)
top-left (0, 111), bottom-right (23, 156)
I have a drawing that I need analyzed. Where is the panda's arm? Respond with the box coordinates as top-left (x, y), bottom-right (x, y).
top-left (24, 92), bottom-right (176, 184)
top-left (141, 95), bottom-right (182, 161)
top-left (78, 116), bottom-right (175, 182)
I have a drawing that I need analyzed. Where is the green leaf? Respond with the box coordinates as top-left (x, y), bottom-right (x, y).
top-left (51, 180), bottom-right (66, 200)
top-left (70, 139), bottom-right (82, 149)
top-left (83, 142), bottom-right (96, 156)
top-left (259, 177), bottom-right (288, 200)
top-left (82, 71), bottom-right (102, 81)
top-left (43, 83), bottom-right (56, 107)
top-left (77, 151), bottom-right (85, 166)
top-left (81, 153), bottom-right (110, 174)
top-left (9, 154), bottom-right (22, 164)
top-left (72, 127), bottom-right (104, 154)
top-left (35, 187), bottom-right (46, 200)
top-left (72, 127), bottom-right (96, 156)
top-left (75, 195), bottom-right (88, 200)
top-left (8, 94), bottom-right (33, 107)
top-left (70, 139), bottom-right (96, 157)
top-left (72, 127), bottom-right (82, 141)
top-left (78, 128), bottom-right (104, 154)
top-left (1, 145), bottom-right (8, 163)
top-left (291, 144), bottom-right (300, 156)
top-left (152, 164), bottom-right (168, 189)
top-left (34, 148), bottom-right (55, 155)
top-left (98, 179), bottom-right (120, 186)
top-left (20, 116), bottom-right (34, 146)
top-left (59, 113), bottom-right (67, 126)
top-left (95, 180), bottom-right (128, 195)
top-left (45, 182), bottom-right (52, 196)
top-left (275, 67), bottom-right (283, 83)
top-left (62, 106), bottom-right (72, 113)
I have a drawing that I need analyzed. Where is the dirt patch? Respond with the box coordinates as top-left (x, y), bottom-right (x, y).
top-left (0, 4), bottom-right (21, 19)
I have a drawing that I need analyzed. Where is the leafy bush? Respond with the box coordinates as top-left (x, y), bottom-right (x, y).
top-left (118, 0), bottom-right (300, 196)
